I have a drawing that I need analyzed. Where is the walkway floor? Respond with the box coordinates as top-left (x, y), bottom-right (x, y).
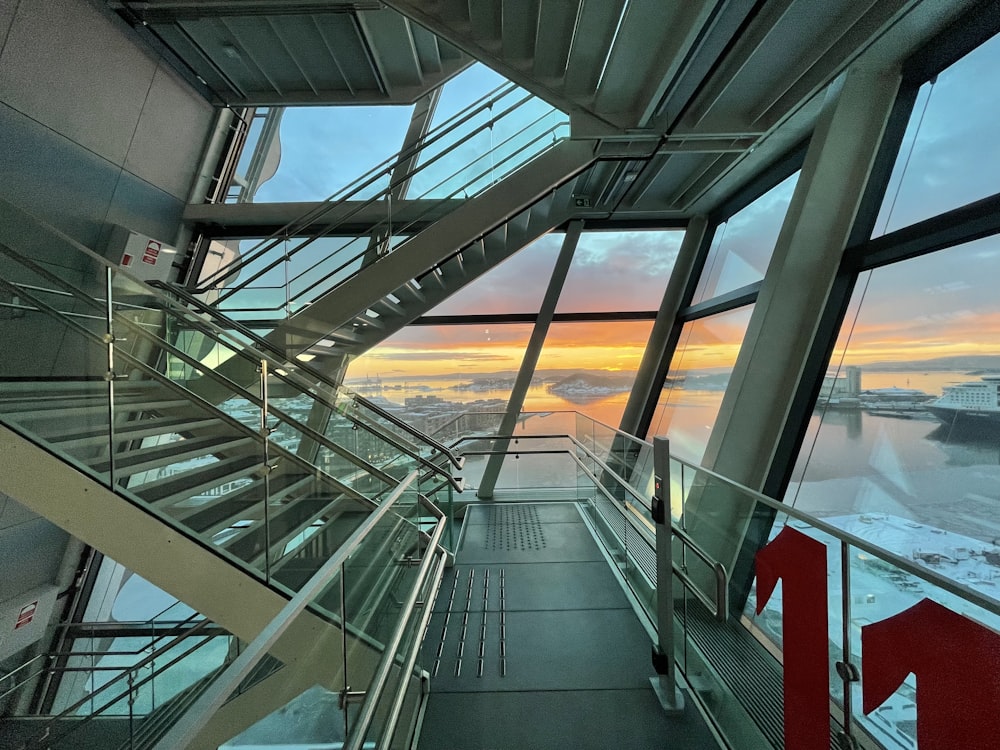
top-left (417, 502), bottom-right (717, 749)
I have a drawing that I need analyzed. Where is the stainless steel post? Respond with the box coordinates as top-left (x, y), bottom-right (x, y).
top-left (651, 436), bottom-right (684, 712)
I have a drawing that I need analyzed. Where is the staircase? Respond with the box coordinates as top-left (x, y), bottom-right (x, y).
top-left (382, 0), bottom-right (720, 133)
top-left (280, 147), bottom-right (591, 361)
top-left (0, 200), bottom-right (458, 746)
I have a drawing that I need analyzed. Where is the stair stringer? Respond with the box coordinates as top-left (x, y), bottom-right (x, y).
top-left (312, 179), bottom-right (581, 359)
top-left (0, 424), bottom-right (373, 692)
top-left (265, 139), bottom-right (597, 357)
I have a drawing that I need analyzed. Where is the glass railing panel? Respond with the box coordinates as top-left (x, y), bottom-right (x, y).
top-left (217, 572), bottom-right (349, 750)
top-left (341, 491), bottom-right (422, 740)
top-left (22, 623), bottom-right (236, 750)
top-left (359, 553), bottom-right (438, 749)
top-left (674, 578), bottom-right (777, 749)
top-left (490, 451), bottom-right (579, 496)
top-left (0, 261), bottom-right (113, 483)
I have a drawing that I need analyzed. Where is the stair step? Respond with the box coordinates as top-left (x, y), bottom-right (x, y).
top-left (136, 454), bottom-right (262, 505)
top-left (371, 296), bottom-right (406, 317)
top-left (174, 472), bottom-right (313, 532)
top-left (56, 415), bottom-right (221, 451)
top-left (221, 493), bottom-right (338, 562)
top-left (92, 435), bottom-right (255, 478)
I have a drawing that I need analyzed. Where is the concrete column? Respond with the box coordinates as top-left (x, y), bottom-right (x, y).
top-left (477, 221), bottom-right (583, 499)
top-left (688, 66), bottom-right (903, 576)
top-left (619, 216), bottom-right (708, 437)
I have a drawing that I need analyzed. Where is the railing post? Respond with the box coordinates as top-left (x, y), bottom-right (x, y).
top-left (651, 436), bottom-right (684, 713)
top-left (105, 266), bottom-right (118, 488)
top-left (259, 359), bottom-right (273, 583)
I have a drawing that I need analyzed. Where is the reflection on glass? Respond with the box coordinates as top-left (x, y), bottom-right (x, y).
top-left (555, 230), bottom-right (682, 313)
top-left (428, 233), bottom-right (563, 316)
top-left (647, 306), bottom-right (754, 463)
top-left (873, 31), bottom-right (1000, 237)
top-left (692, 173), bottom-right (799, 304)
top-left (787, 235), bottom-right (1000, 545)
top-left (347, 323), bottom-right (533, 409)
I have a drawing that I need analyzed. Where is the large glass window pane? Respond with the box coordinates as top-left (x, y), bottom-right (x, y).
top-left (555, 230), bottom-right (682, 313)
top-left (787, 234), bottom-right (1000, 546)
top-left (527, 321), bottom-right (655, 426)
top-left (647, 306), bottom-right (754, 463)
top-left (346, 323), bottom-right (534, 422)
top-left (873, 31), bottom-right (1000, 237)
top-left (252, 105), bottom-right (415, 202)
top-left (692, 173), bottom-right (799, 304)
top-left (428, 233), bottom-right (563, 316)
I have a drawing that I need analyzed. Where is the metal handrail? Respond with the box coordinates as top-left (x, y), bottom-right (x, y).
top-left (151, 471), bottom-right (424, 750)
top-left (220, 112), bottom-right (567, 315)
top-left (354, 395), bottom-right (463, 470)
top-left (345, 493), bottom-right (447, 750)
top-left (442, 430), bottom-right (730, 621)
top-left (194, 81), bottom-right (519, 292)
top-left (155, 282), bottom-right (466, 472)
top-left (566, 439), bottom-right (729, 622)
top-left (18, 617), bottom-right (217, 750)
top-left (445, 420), bottom-right (1000, 619)
top-left (0, 240), bottom-right (459, 492)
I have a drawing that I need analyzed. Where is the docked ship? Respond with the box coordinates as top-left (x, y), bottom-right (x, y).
top-left (926, 376), bottom-right (1000, 425)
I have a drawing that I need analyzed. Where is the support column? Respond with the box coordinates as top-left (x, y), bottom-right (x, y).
top-left (477, 221), bottom-right (583, 499)
top-left (619, 216), bottom-right (708, 438)
top-left (691, 66), bottom-right (902, 578)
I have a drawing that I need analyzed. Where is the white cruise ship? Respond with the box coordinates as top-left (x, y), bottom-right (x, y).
top-left (926, 376), bottom-right (1000, 425)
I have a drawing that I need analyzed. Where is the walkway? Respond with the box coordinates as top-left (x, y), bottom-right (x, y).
top-left (417, 502), bottom-right (717, 749)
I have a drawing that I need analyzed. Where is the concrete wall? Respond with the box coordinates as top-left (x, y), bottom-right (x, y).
top-left (0, 0), bottom-right (216, 670)
top-left (0, 0), bottom-right (214, 266)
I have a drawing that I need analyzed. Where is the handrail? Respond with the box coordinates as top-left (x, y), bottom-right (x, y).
top-left (0, 236), bottom-right (459, 492)
top-left (156, 282), bottom-right (465, 472)
top-left (667, 452), bottom-right (1000, 618)
top-left (18, 616), bottom-right (217, 750)
top-left (0, 272), bottom-right (388, 500)
top-left (0, 608), bottom-right (205, 704)
top-left (217, 111), bottom-right (566, 314)
top-left (195, 82), bottom-right (518, 292)
top-left (444, 419), bottom-right (1000, 619)
top-left (566, 438), bottom-right (728, 622)
top-left (152, 471), bottom-right (423, 750)
top-left (355, 394), bottom-right (463, 470)
top-left (345, 493), bottom-right (447, 750)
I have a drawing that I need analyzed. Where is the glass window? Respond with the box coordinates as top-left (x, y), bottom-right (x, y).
top-left (346, 322), bottom-right (534, 417)
top-left (429, 62), bottom-right (508, 125)
top-left (428, 232), bottom-right (563, 316)
top-left (786, 234), bottom-right (1000, 547)
top-left (555, 230), bottom-right (682, 313)
top-left (252, 104), bottom-right (415, 202)
top-left (527, 321), bottom-right (655, 426)
top-left (692, 173), bottom-right (799, 304)
top-left (647, 306), bottom-right (754, 463)
top-left (406, 67), bottom-right (567, 200)
top-left (873, 31), bottom-right (1000, 237)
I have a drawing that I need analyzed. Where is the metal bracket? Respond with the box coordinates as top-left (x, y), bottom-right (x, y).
top-left (835, 661), bottom-right (860, 682)
top-left (338, 687), bottom-right (366, 709)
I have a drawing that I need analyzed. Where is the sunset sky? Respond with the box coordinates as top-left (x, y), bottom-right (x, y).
top-left (253, 31), bottom-right (1000, 384)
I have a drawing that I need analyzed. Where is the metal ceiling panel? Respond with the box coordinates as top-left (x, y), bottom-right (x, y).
top-left (113, 1), bottom-right (470, 105)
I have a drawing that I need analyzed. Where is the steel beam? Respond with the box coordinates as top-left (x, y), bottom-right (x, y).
top-left (476, 221), bottom-right (583, 499)
top-left (692, 66), bottom-right (902, 582)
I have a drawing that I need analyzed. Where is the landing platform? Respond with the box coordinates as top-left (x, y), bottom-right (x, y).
top-left (416, 502), bottom-right (717, 749)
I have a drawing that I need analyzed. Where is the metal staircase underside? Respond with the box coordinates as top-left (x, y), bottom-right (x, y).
top-left (263, 138), bottom-right (597, 359)
top-left (382, 0), bottom-right (720, 134)
top-left (0, 381), bottom-right (419, 686)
